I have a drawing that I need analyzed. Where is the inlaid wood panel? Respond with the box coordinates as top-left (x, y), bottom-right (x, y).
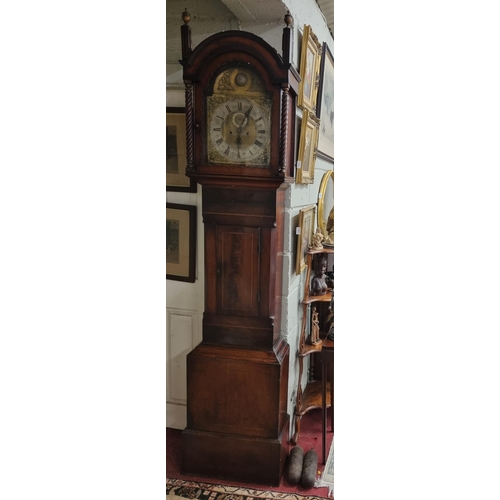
top-left (216, 225), bottom-right (260, 317)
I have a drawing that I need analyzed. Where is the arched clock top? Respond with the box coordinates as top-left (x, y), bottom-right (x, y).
top-left (182, 30), bottom-right (297, 88)
top-left (181, 20), bottom-right (299, 181)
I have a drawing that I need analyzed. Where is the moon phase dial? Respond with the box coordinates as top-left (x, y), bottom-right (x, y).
top-left (208, 97), bottom-right (271, 166)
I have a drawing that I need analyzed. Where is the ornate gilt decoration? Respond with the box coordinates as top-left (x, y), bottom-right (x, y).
top-left (216, 71), bottom-right (234, 92)
top-left (213, 67), bottom-right (266, 97)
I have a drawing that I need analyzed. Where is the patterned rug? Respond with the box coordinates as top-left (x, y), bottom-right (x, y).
top-left (166, 478), bottom-right (326, 500)
top-left (315, 439), bottom-right (333, 498)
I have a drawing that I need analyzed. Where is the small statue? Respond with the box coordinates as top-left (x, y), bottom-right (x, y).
top-left (310, 227), bottom-right (324, 250)
top-left (311, 255), bottom-right (328, 296)
top-left (326, 289), bottom-right (334, 340)
top-left (310, 306), bottom-right (320, 344)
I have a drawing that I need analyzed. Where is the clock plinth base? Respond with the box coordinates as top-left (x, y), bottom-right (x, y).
top-left (182, 343), bottom-right (290, 485)
top-left (182, 416), bottom-right (289, 486)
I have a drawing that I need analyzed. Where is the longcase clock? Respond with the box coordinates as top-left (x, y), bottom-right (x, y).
top-left (179, 11), bottom-right (299, 486)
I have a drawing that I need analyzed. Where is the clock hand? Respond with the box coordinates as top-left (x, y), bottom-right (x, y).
top-left (244, 103), bottom-right (253, 117)
top-left (235, 123), bottom-right (244, 159)
top-left (240, 105), bottom-right (252, 129)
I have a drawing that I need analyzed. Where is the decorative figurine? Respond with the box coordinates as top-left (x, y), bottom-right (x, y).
top-left (326, 289), bottom-right (334, 340)
top-left (310, 227), bottom-right (325, 250)
top-left (311, 255), bottom-right (328, 295)
top-left (310, 306), bottom-right (320, 344)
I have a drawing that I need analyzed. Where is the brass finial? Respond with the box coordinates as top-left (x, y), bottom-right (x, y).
top-left (284, 11), bottom-right (293, 27)
top-left (182, 8), bottom-right (191, 24)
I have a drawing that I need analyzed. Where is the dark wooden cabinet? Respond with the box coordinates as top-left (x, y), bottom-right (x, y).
top-left (179, 13), bottom-right (299, 486)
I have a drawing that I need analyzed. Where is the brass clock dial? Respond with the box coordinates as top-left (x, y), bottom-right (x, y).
top-left (209, 98), bottom-right (270, 163)
top-left (206, 66), bottom-right (272, 167)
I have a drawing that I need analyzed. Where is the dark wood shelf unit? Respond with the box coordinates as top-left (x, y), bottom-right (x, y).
top-left (292, 247), bottom-right (334, 445)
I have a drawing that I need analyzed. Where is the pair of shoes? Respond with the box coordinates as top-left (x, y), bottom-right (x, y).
top-left (286, 446), bottom-right (318, 488)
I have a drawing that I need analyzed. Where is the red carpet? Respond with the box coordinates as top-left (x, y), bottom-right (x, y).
top-left (167, 408), bottom-right (333, 498)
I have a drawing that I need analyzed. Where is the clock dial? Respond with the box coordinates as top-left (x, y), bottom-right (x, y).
top-left (209, 98), bottom-right (270, 164)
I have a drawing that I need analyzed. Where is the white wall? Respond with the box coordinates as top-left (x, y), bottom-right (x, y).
top-left (166, 0), bottom-right (334, 433)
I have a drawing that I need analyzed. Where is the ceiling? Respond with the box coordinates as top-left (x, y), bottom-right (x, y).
top-left (316, 0), bottom-right (334, 38)
top-left (218, 0), bottom-right (333, 38)
top-left (219, 0), bottom-right (287, 24)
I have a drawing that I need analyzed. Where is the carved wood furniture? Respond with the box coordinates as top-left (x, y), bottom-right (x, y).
top-left (319, 337), bottom-right (334, 464)
top-left (179, 12), bottom-right (299, 486)
top-left (292, 247), bottom-right (334, 445)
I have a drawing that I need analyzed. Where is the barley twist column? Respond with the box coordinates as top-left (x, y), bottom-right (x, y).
top-left (279, 84), bottom-right (290, 177)
top-left (185, 81), bottom-right (194, 173)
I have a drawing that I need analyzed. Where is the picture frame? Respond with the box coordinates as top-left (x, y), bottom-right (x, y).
top-left (297, 25), bottom-right (322, 113)
top-left (166, 203), bottom-right (196, 283)
top-left (296, 109), bottom-right (320, 184)
top-left (296, 205), bottom-right (316, 275)
top-left (166, 107), bottom-right (196, 193)
top-left (316, 43), bottom-right (334, 161)
top-left (318, 169), bottom-right (334, 239)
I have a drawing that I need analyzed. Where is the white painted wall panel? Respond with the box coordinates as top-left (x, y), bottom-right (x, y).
top-left (166, 307), bottom-right (199, 428)
top-left (168, 311), bottom-right (195, 402)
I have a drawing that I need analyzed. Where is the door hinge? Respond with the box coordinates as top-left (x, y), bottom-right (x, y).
top-left (257, 291), bottom-right (261, 303)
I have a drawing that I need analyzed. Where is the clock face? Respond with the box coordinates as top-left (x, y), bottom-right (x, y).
top-left (208, 97), bottom-right (271, 165)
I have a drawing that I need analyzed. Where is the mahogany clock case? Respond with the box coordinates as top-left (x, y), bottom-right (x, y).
top-left (180, 26), bottom-right (299, 486)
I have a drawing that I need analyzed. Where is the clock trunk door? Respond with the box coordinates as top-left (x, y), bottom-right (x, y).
top-left (216, 225), bottom-right (260, 317)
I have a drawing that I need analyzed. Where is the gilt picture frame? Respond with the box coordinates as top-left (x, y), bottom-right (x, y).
top-left (298, 25), bottom-right (322, 113)
top-left (296, 109), bottom-right (319, 184)
top-left (166, 107), bottom-right (196, 193)
top-left (296, 205), bottom-right (316, 275)
top-left (318, 169), bottom-right (334, 239)
top-left (166, 203), bottom-right (196, 283)
top-left (316, 43), bottom-right (334, 161)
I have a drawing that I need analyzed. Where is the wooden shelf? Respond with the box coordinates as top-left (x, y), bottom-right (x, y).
top-left (298, 340), bottom-right (323, 357)
top-left (296, 380), bottom-right (332, 416)
top-left (303, 290), bottom-right (333, 304)
top-left (307, 247), bottom-right (334, 255)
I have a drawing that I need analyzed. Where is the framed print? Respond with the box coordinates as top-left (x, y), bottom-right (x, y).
top-left (318, 169), bottom-right (334, 241)
top-left (296, 109), bottom-right (319, 184)
top-left (166, 107), bottom-right (196, 193)
top-left (298, 25), bottom-right (322, 113)
top-left (296, 205), bottom-right (316, 275)
top-left (166, 203), bottom-right (196, 283)
top-left (316, 43), bottom-right (334, 161)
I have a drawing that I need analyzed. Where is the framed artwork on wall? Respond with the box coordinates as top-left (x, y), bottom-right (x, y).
top-left (297, 25), bottom-right (322, 113)
top-left (296, 205), bottom-right (316, 275)
top-left (296, 109), bottom-right (319, 184)
top-left (166, 107), bottom-right (197, 193)
top-left (316, 43), bottom-right (334, 161)
top-left (166, 203), bottom-right (196, 283)
top-left (318, 169), bottom-right (334, 242)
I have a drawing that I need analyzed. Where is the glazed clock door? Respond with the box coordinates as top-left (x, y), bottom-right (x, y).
top-left (216, 225), bottom-right (260, 317)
